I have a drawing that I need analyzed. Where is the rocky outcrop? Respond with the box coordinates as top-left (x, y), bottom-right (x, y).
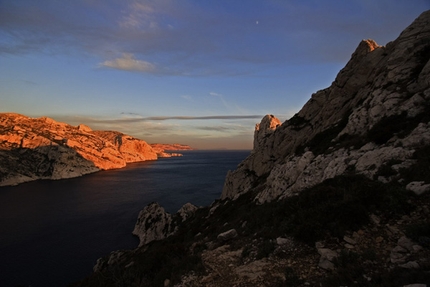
top-left (0, 113), bottom-right (158, 186)
top-left (132, 202), bottom-right (197, 247)
top-left (222, 10), bottom-right (430, 203)
top-left (253, 114), bottom-right (281, 149)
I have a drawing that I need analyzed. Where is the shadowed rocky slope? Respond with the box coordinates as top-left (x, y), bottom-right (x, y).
top-left (0, 113), bottom-right (157, 186)
top-left (74, 11), bottom-right (430, 287)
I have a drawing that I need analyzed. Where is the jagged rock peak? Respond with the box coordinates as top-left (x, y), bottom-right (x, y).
top-left (355, 39), bottom-right (380, 55)
top-left (253, 114), bottom-right (281, 149)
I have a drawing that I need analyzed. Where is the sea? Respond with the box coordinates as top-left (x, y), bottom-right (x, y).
top-left (0, 150), bottom-right (250, 287)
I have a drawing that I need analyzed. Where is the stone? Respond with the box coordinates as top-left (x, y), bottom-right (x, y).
top-left (398, 236), bottom-right (415, 252)
top-left (317, 248), bottom-right (338, 270)
top-left (399, 261), bottom-right (420, 269)
top-left (276, 237), bottom-right (292, 246)
top-left (390, 245), bottom-right (408, 263)
top-left (406, 181), bottom-right (430, 195)
top-left (318, 260), bottom-right (335, 271)
top-left (343, 236), bottom-right (357, 245)
top-left (217, 229), bottom-right (238, 242)
top-left (375, 236), bottom-right (384, 243)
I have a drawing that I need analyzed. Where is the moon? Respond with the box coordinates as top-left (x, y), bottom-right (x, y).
top-left (256, 20), bottom-right (259, 24)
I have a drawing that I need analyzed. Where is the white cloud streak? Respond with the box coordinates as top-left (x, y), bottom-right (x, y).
top-left (100, 53), bottom-right (155, 72)
top-left (82, 115), bottom-right (263, 124)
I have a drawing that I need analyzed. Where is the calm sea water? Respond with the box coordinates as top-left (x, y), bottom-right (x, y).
top-left (0, 150), bottom-right (249, 287)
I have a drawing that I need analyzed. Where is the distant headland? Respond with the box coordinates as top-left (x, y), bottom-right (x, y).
top-left (0, 113), bottom-right (192, 186)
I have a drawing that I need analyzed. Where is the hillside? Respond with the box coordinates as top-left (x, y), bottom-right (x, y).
top-left (0, 114), bottom-right (159, 186)
top-left (74, 11), bottom-right (430, 287)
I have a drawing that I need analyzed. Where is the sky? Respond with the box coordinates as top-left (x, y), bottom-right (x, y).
top-left (0, 1), bottom-right (429, 149)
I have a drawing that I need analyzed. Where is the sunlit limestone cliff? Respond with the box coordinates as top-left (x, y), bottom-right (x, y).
top-left (0, 113), bottom-right (157, 186)
top-left (74, 11), bottom-right (430, 287)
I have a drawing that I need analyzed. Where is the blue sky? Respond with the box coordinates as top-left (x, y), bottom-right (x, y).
top-left (0, 1), bottom-right (428, 149)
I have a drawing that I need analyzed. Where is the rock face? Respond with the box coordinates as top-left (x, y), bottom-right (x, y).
top-left (253, 114), bottom-right (281, 149)
top-left (132, 202), bottom-right (197, 247)
top-left (0, 113), bottom-right (158, 186)
top-left (222, 10), bottom-right (430, 203)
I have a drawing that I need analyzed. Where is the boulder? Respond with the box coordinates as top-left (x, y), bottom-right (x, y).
top-left (217, 229), bottom-right (238, 242)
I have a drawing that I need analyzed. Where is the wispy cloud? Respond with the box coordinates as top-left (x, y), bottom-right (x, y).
top-left (118, 2), bottom-right (155, 29)
top-left (100, 53), bottom-right (155, 72)
top-left (72, 114), bottom-right (263, 124)
top-left (196, 123), bottom-right (250, 133)
top-left (210, 92), bottom-right (230, 110)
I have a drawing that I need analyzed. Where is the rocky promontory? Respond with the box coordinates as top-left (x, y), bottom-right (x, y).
top-left (150, 143), bottom-right (193, 158)
top-left (0, 113), bottom-right (161, 186)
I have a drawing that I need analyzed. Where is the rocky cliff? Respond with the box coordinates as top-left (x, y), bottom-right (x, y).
top-left (74, 11), bottom-right (430, 287)
top-left (222, 10), bottom-right (430, 203)
top-left (0, 113), bottom-right (157, 186)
